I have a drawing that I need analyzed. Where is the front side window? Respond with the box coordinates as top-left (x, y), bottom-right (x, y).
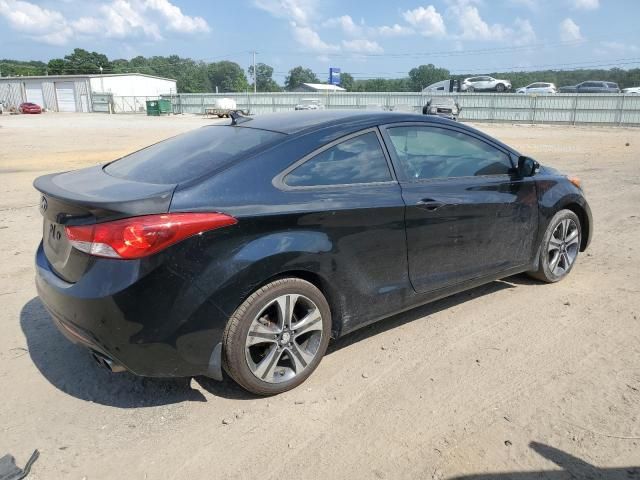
top-left (285, 132), bottom-right (392, 187)
top-left (387, 126), bottom-right (513, 180)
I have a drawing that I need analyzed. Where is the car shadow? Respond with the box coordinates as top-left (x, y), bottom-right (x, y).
top-left (329, 275), bottom-right (531, 354)
top-left (19, 274), bottom-right (545, 405)
top-left (448, 441), bottom-right (640, 479)
top-left (20, 297), bottom-right (209, 408)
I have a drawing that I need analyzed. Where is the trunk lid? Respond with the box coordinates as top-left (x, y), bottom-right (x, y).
top-left (34, 165), bottom-right (176, 283)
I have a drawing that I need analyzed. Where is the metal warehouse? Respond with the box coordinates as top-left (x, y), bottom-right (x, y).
top-left (0, 73), bottom-right (177, 113)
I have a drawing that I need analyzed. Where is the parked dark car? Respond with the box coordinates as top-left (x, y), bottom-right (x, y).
top-left (559, 81), bottom-right (620, 93)
top-left (19, 102), bottom-right (42, 114)
top-left (422, 97), bottom-right (461, 120)
top-left (34, 111), bottom-right (592, 395)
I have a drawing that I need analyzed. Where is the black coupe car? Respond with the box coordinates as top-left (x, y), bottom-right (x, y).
top-left (35, 110), bottom-right (592, 395)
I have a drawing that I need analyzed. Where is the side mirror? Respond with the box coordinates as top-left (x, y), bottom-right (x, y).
top-left (517, 156), bottom-right (539, 177)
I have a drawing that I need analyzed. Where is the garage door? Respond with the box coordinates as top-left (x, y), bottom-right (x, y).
top-left (24, 83), bottom-right (44, 107)
top-left (55, 82), bottom-right (76, 112)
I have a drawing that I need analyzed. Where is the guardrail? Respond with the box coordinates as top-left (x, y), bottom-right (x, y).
top-left (158, 92), bottom-right (640, 126)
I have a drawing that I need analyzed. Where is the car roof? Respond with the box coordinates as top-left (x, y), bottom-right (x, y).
top-left (235, 110), bottom-right (446, 135)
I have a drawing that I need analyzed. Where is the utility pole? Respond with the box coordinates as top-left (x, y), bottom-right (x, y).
top-left (251, 51), bottom-right (257, 93)
top-left (99, 65), bottom-right (104, 93)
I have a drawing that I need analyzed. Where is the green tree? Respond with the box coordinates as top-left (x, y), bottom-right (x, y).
top-left (0, 59), bottom-right (46, 76)
top-left (339, 72), bottom-right (355, 91)
top-left (63, 48), bottom-right (112, 74)
top-left (285, 66), bottom-right (319, 90)
top-left (208, 61), bottom-right (248, 92)
top-left (248, 63), bottom-right (281, 92)
top-left (408, 64), bottom-right (450, 91)
top-left (46, 58), bottom-right (66, 75)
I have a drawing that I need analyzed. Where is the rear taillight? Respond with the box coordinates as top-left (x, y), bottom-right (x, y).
top-left (65, 213), bottom-right (237, 259)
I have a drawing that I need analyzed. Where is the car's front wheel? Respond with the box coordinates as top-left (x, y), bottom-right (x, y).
top-left (528, 209), bottom-right (581, 283)
top-left (495, 83), bottom-right (505, 92)
top-left (222, 278), bottom-right (331, 395)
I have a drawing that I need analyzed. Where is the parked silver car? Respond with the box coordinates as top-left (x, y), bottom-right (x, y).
top-left (622, 87), bottom-right (640, 94)
top-left (516, 82), bottom-right (557, 94)
top-left (461, 76), bottom-right (511, 92)
top-left (559, 81), bottom-right (620, 93)
top-left (294, 98), bottom-right (325, 110)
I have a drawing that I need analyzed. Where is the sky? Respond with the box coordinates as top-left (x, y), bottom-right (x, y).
top-left (0, 0), bottom-right (639, 82)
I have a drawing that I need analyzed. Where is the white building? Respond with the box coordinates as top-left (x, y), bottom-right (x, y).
top-left (293, 83), bottom-right (346, 93)
top-left (0, 73), bottom-right (176, 113)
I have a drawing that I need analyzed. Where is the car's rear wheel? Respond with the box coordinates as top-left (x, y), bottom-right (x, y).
top-left (496, 83), bottom-right (505, 92)
top-left (528, 209), bottom-right (581, 283)
top-left (222, 278), bottom-right (331, 395)
top-left (467, 86), bottom-right (475, 92)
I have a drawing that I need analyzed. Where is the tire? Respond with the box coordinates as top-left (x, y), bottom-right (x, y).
top-left (528, 209), bottom-right (581, 283)
top-left (222, 278), bottom-right (332, 395)
top-left (495, 83), bottom-right (505, 92)
top-left (467, 86), bottom-right (475, 92)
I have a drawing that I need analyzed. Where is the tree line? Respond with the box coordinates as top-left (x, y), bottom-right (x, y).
top-left (1, 48), bottom-right (639, 92)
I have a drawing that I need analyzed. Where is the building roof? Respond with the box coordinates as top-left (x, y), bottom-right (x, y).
top-left (300, 83), bottom-right (346, 91)
top-left (0, 73), bottom-right (176, 82)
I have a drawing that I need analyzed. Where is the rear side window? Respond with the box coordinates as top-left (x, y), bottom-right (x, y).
top-left (105, 126), bottom-right (285, 184)
top-left (285, 132), bottom-right (392, 187)
top-left (387, 126), bottom-right (513, 180)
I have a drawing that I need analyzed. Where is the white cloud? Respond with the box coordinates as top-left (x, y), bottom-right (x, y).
top-left (322, 15), bottom-right (361, 36)
top-left (257, 0), bottom-right (339, 54)
top-left (377, 23), bottom-right (415, 36)
top-left (253, 0), bottom-right (315, 25)
top-left (402, 5), bottom-right (446, 37)
top-left (571, 0), bottom-right (599, 10)
top-left (0, 0), bottom-right (210, 45)
top-left (0, 0), bottom-right (72, 44)
top-left (290, 21), bottom-right (340, 52)
top-left (448, 1), bottom-right (509, 40)
top-left (513, 17), bottom-right (536, 46)
top-left (99, 0), bottom-right (163, 40)
top-left (342, 38), bottom-right (383, 54)
top-left (559, 17), bottom-right (583, 42)
top-left (145, 0), bottom-right (209, 33)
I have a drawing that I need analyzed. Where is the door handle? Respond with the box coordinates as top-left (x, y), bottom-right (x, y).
top-left (416, 199), bottom-right (446, 211)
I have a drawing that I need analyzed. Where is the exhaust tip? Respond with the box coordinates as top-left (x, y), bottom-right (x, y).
top-left (91, 351), bottom-right (126, 373)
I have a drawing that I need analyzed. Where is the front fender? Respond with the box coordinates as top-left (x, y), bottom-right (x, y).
top-left (536, 177), bottom-right (593, 251)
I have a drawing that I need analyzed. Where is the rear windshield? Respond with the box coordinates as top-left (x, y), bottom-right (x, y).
top-left (104, 126), bottom-right (285, 184)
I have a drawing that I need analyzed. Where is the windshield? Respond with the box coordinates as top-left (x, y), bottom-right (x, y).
top-left (104, 126), bottom-right (285, 184)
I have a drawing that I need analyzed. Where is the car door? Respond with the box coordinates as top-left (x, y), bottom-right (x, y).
top-left (380, 123), bottom-right (538, 294)
top-left (275, 128), bottom-right (410, 328)
top-left (478, 76), bottom-right (492, 90)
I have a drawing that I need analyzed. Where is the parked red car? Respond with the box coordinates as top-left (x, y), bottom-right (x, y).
top-left (19, 102), bottom-right (42, 114)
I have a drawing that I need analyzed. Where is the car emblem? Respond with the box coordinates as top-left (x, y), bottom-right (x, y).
top-left (40, 196), bottom-right (48, 212)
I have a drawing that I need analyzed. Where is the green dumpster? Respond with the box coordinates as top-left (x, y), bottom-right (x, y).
top-left (146, 99), bottom-right (171, 116)
top-left (146, 100), bottom-right (159, 116)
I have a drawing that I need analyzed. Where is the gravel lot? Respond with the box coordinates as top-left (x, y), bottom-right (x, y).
top-left (0, 113), bottom-right (639, 479)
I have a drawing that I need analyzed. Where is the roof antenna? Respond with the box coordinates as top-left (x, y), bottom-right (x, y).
top-left (229, 110), bottom-right (252, 125)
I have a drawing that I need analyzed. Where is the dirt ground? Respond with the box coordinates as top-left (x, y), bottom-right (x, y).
top-left (0, 113), bottom-right (639, 480)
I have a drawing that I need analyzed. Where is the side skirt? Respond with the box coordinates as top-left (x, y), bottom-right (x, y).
top-left (338, 264), bottom-right (532, 338)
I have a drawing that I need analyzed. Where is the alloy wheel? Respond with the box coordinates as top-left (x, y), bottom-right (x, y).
top-left (244, 294), bottom-right (323, 384)
top-left (548, 218), bottom-right (580, 276)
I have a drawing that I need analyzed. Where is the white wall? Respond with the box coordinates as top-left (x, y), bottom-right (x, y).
top-left (90, 75), bottom-right (177, 96)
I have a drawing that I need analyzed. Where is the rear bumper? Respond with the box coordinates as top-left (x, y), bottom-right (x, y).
top-left (35, 243), bottom-right (224, 379)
